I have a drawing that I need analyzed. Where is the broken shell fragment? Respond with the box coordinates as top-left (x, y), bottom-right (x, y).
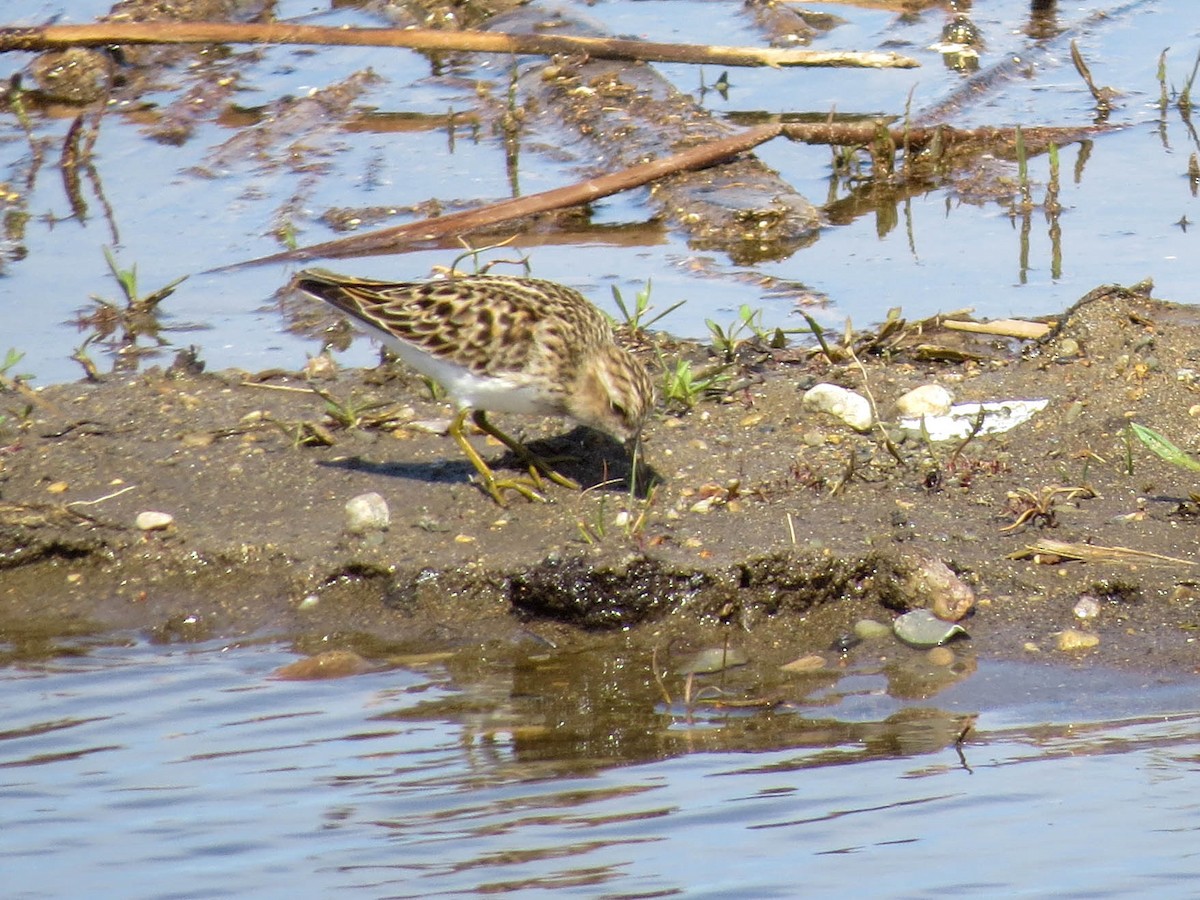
top-left (801, 383), bottom-right (874, 432)
top-left (898, 398), bottom-right (1049, 442)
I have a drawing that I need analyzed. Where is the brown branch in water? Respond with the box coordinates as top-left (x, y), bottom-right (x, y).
top-left (59, 114), bottom-right (87, 221)
top-left (0, 22), bottom-right (918, 69)
top-left (213, 123), bottom-right (784, 271)
top-left (781, 121), bottom-right (1113, 154)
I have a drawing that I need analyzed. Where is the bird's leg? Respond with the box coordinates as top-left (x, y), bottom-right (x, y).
top-left (449, 408), bottom-right (546, 505)
top-left (472, 410), bottom-right (581, 492)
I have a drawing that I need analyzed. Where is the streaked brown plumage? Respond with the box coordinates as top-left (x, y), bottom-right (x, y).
top-left (293, 268), bottom-right (654, 504)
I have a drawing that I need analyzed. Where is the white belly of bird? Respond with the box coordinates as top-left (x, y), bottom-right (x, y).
top-left (367, 323), bottom-right (564, 417)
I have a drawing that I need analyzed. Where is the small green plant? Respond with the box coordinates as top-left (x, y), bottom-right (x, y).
top-left (0, 347), bottom-right (26, 382)
top-left (309, 386), bottom-right (395, 431)
top-left (4, 74), bottom-right (32, 134)
top-left (611, 280), bottom-right (685, 336)
top-left (277, 220), bottom-right (299, 250)
top-left (706, 304), bottom-right (794, 361)
top-left (1157, 48), bottom-right (1170, 112)
top-left (697, 68), bottom-right (731, 102)
top-left (659, 356), bottom-right (731, 410)
top-left (1014, 125), bottom-right (1033, 211)
top-left (101, 246), bottom-right (188, 310)
top-left (576, 492), bottom-right (609, 544)
top-left (79, 247), bottom-right (188, 356)
top-left (576, 483), bottom-right (656, 544)
top-left (1130, 422), bottom-right (1200, 473)
top-left (1179, 48), bottom-right (1200, 114)
top-left (0, 349), bottom-right (33, 432)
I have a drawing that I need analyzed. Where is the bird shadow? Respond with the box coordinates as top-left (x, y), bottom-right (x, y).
top-left (530, 426), bottom-right (662, 499)
top-left (317, 426), bottom-right (661, 499)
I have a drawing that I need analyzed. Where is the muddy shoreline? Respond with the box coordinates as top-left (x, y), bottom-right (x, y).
top-left (3, 281), bottom-right (1198, 674)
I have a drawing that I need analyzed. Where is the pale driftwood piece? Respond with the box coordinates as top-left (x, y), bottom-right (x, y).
top-left (0, 22), bottom-right (919, 68)
top-left (213, 123), bottom-right (784, 270)
top-left (942, 319), bottom-right (1053, 340)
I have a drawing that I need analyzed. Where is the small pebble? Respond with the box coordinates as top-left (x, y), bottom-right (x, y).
top-left (895, 384), bottom-right (954, 417)
top-left (912, 558), bottom-right (976, 622)
top-left (1056, 629), bottom-right (1100, 652)
top-left (801, 383), bottom-right (874, 432)
top-left (1056, 337), bottom-right (1081, 358)
top-left (781, 654), bottom-right (826, 673)
top-left (135, 511), bottom-right (175, 531)
top-left (345, 492), bottom-right (389, 535)
top-left (1073, 596), bottom-right (1101, 620)
top-left (854, 618), bottom-right (893, 640)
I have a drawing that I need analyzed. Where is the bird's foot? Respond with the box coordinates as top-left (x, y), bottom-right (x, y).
top-left (473, 473), bottom-right (548, 506)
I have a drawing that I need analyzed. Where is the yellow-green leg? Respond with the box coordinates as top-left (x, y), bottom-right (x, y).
top-left (449, 409), bottom-right (546, 505)
top-left (472, 410), bottom-right (581, 492)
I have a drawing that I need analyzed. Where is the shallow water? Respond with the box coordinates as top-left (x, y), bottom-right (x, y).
top-left (1, 0), bottom-right (1197, 382)
top-left (3, 636), bottom-right (1200, 897)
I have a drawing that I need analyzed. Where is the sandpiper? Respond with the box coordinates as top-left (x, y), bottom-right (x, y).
top-left (293, 269), bottom-right (654, 505)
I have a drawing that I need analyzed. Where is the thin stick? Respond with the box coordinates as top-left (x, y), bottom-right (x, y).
top-left (65, 484), bottom-right (137, 506)
top-left (213, 123), bottom-right (784, 270)
top-left (0, 22), bottom-right (918, 69)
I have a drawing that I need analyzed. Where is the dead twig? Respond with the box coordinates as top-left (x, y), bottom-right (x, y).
top-left (0, 22), bottom-right (918, 69)
top-left (1008, 539), bottom-right (1196, 567)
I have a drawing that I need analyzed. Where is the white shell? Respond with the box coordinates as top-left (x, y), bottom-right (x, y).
top-left (898, 398), bottom-right (1049, 442)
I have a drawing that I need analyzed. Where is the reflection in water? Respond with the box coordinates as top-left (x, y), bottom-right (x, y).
top-left (3, 634), bottom-right (1200, 895)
